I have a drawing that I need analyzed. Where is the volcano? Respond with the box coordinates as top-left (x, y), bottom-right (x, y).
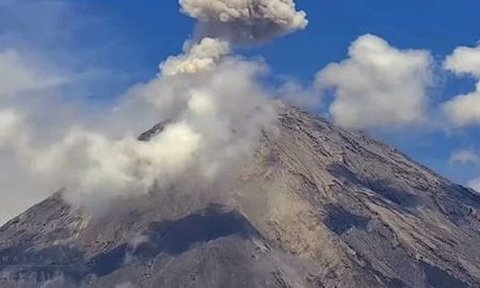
top-left (0, 104), bottom-right (479, 288)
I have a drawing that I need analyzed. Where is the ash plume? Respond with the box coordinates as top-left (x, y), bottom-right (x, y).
top-left (179, 0), bottom-right (308, 43)
top-left (161, 37), bottom-right (231, 76)
top-left (0, 0), bottom-right (308, 218)
top-left (1, 40), bottom-right (274, 212)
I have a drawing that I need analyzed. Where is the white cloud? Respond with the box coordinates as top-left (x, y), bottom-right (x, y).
top-left (316, 34), bottom-right (433, 129)
top-left (449, 149), bottom-right (479, 165)
top-left (444, 45), bottom-right (480, 77)
top-left (0, 48), bottom-right (70, 224)
top-left (442, 44), bottom-right (480, 127)
top-left (443, 83), bottom-right (480, 127)
top-left (161, 37), bottom-right (230, 76)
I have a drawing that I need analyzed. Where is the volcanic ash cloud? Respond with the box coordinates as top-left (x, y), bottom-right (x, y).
top-left (179, 0), bottom-right (308, 43)
top-left (0, 1), bottom-right (307, 216)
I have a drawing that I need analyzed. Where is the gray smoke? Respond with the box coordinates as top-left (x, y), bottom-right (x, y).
top-left (0, 37), bottom-right (276, 214)
top-left (0, 0), bottom-right (308, 220)
top-left (179, 0), bottom-right (308, 43)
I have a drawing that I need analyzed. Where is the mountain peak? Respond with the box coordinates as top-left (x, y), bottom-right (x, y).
top-left (0, 105), bottom-right (479, 287)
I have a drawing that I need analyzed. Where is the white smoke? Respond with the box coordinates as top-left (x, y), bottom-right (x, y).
top-left (179, 0), bottom-right (308, 43)
top-left (0, 50), bottom-right (65, 97)
top-left (0, 39), bottom-right (275, 214)
top-left (0, 45), bottom-right (74, 223)
top-left (0, 109), bottom-right (21, 146)
top-left (0, 0), bottom-right (309, 219)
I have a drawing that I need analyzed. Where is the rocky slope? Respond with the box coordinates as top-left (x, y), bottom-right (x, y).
top-left (0, 104), bottom-right (479, 287)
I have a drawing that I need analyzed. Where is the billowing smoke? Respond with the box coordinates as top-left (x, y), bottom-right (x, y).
top-left (0, 38), bottom-right (275, 213)
top-left (0, 0), bottom-right (308, 219)
top-left (161, 37), bottom-right (231, 75)
top-left (179, 0), bottom-right (308, 43)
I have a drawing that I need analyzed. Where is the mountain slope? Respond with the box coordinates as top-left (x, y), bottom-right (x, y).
top-left (0, 104), bottom-right (479, 287)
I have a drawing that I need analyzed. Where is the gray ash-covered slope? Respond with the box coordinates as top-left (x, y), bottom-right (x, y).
top-left (0, 104), bottom-right (480, 287)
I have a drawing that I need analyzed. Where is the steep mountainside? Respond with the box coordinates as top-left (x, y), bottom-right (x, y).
top-left (0, 104), bottom-right (479, 287)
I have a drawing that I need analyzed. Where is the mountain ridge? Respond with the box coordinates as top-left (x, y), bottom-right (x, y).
top-left (0, 104), bottom-right (479, 287)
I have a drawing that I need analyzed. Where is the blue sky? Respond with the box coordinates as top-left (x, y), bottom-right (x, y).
top-left (2, 0), bottom-right (480, 185)
top-left (72, 0), bottom-right (479, 78)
